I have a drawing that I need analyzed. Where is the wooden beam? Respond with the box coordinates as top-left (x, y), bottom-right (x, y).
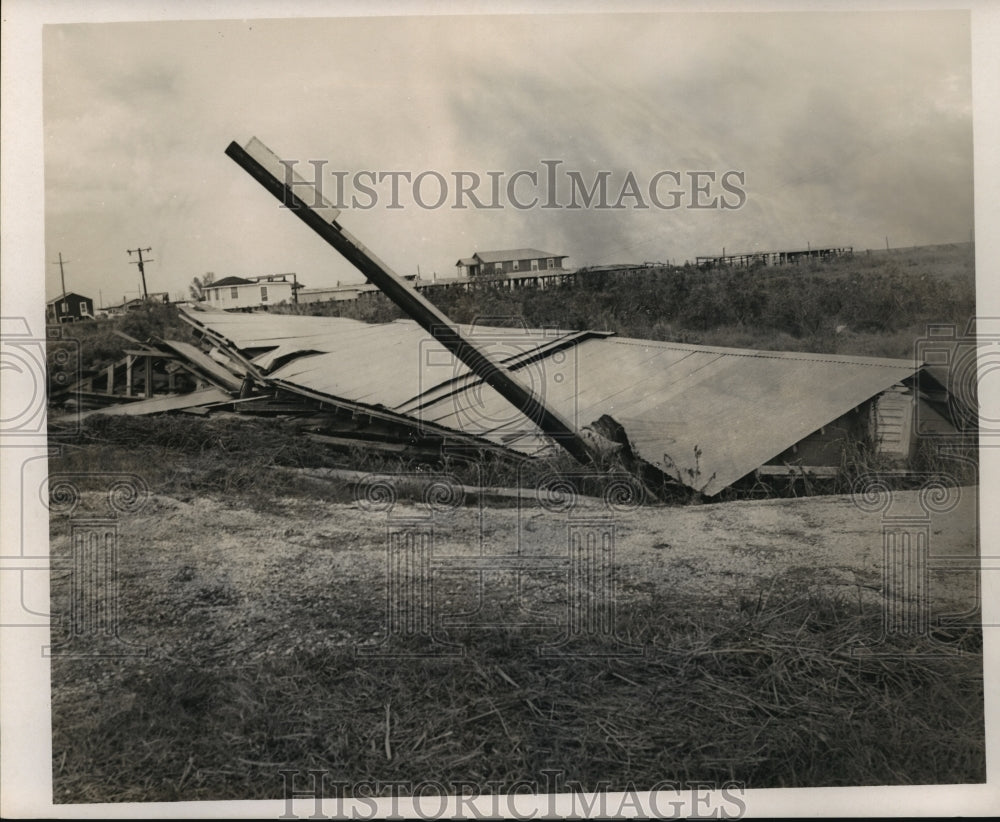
top-left (226, 138), bottom-right (597, 467)
top-left (113, 329), bottom-right (143, 345)
top-left (157, 339), bottom-right (243, 393)
top-left (74, 387), bottom-right (232, 421)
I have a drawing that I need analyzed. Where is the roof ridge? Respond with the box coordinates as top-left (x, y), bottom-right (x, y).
top-left (608, 338), bottom-right (917, 368)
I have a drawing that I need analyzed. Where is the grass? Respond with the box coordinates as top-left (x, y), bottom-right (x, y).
top-left (49, 585), bottom-right (984, 802)
top-left (51, 412), bottom-right (978, 510)
top-left (49, 414), bottom-right (620, 513)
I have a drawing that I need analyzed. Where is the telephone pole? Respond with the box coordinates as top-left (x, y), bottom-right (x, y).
top-left (127, 246), bottom-right (154, 300)
top-left (52, 252), bottom-right (69, 298)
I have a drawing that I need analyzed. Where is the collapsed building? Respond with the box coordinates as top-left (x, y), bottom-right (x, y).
top-left (49, 137), bottom-right (972, 497)
top-left (53, 304), bottom-right (966, 498)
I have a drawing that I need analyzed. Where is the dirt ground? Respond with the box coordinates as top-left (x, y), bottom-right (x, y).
top-left (44, 477), bottom-right (984, 801)
top-left (48, 481), bottom-right (980, 661)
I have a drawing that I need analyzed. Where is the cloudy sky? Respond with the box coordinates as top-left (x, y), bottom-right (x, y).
top-left (42, 10), bottom-right (973, 304)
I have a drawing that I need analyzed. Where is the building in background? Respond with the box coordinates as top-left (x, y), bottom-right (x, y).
top-left (202, 273), bottom-right (301, 310)
top-left (46, 292), bottom-right (94, 323)
top-left (456, 249), bottom-right (568, 278)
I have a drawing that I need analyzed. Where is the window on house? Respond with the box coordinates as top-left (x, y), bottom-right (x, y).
top-left (261, 286), bottom-right (268, 301)
top-left (547, 258), bottom-right (555, 269)
top-left (530, 259), bottom-right (539, 271)
top-left (495, 263), bottom-right (504, 274)
top-left (231, 287), bottom-right (239, 299)
top-left (61, 301), bottom-right (68, 312)
top-left (512, 260), bottom-right (519, 271)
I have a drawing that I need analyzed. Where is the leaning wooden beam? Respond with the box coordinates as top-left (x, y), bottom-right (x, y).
top-left (225, 137), bottom-right (597, 467)
top-left (265, 378), bottom-right (522, 459)
top-left (157, 339), bottom-right (244, 393)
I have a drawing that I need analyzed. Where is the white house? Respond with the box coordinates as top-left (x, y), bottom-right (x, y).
top-left (202, 274), bottom-right (300, 310)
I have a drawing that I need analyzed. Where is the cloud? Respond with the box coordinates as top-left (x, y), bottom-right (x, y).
top-left (43, 11), bottom-right (972, 303)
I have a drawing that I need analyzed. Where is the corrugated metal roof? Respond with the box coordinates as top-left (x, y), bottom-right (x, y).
top-left (179, 307), bottom-right (924, 495)
top-left (267, 323), bottom-right (585, 410)
top-left (412, 337), bottom-right (920, 494)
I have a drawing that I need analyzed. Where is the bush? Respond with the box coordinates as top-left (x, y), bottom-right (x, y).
top-left (276, 244), bottom-right (974, 359)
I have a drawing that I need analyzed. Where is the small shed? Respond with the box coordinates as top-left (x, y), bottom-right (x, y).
top-left (46, 292), bottom-right (94, 323)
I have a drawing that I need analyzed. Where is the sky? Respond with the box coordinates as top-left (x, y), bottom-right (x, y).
top-left (42, 10), bottom-right (974, 305)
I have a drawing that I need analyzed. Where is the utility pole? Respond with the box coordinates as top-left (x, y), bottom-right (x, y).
top-left (52, 252), bottom-right (69, 298)
top-left (127, 246), bottom-right (154, 300)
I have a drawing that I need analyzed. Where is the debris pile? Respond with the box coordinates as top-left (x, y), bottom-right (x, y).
top-left (47, 137), bottom-right (970, 497)
top-left (50, 304), bottom-right (963, 497)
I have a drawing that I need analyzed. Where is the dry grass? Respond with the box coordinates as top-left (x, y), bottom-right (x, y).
top-left (47, 417), bottom-right (985, 803)
top-left (50, 587), bottom-right (984, 803)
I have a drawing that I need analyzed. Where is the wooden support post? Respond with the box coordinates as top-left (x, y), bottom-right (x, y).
top-left (225, 138), bottom-right (598, 467)
top-left (125, 356), bottom-right (133, 397)
top-left (106, 364), bottom-right (115, 395)
top-left (144, 356), bottom-right (153, 399)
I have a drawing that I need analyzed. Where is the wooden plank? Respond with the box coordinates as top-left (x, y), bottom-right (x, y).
top-left (158, 339), bottom-right (243, 392)
top-left (305, 433), bottom-right (412, 453)
top-left (113, 329), bottom-right (143, 345)
top-left (301, 467), bottom-right (607, 505)
top-left (72, 391), bottom-right (145, 406)
top-left (757, 465), bottom-right (839, 478)
top-left (74, 387), bottom-right (232, 421)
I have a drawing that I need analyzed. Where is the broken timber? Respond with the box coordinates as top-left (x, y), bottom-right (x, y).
top-left (225, 137), bottom-right (598, 467)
